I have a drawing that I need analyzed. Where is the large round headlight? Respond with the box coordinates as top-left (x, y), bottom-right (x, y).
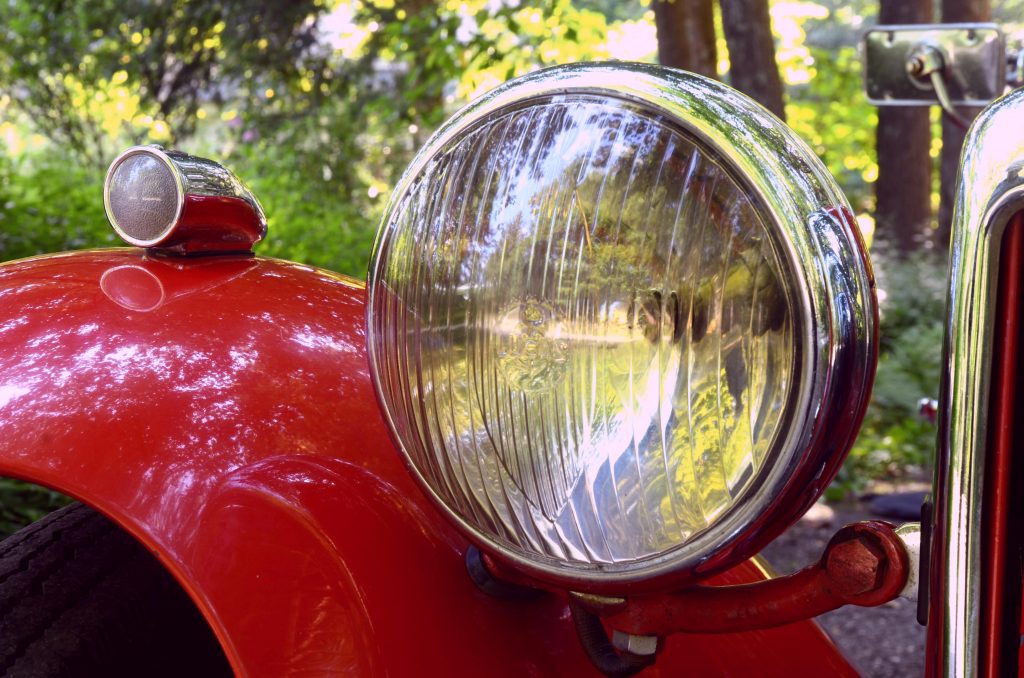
top-left (367, 63), bottom-right (876, 592)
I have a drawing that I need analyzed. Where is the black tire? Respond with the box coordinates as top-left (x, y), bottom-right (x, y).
top-left (0, 502), bottom-right (233, 677)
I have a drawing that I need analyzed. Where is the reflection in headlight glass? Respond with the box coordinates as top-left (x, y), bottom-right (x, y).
top-left (371, 96), bottom-right (798, 567)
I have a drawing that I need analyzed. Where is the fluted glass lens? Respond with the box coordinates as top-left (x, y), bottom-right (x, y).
top-left (371, 96), bottom-right (798, 569)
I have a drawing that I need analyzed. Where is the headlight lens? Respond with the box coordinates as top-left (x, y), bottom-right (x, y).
top-left (368, 64), bottom-right (875, 590)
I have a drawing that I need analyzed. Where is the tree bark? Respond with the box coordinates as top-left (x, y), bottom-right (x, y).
top-left (937, 0), bottom-right (991, 249)
top-left (652, 0), bottom-right (717, 78)
top-left (719, 0), bottom-right (786, 120)
top-left (875, 0), bottom-right (934, 254)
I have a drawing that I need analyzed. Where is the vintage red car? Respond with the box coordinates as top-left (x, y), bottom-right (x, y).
top-left (0, 61), bottom-right (1018, 676)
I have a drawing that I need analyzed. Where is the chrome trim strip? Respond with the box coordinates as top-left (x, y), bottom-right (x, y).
top-left (934, 86), bottom-right (1024, 676)
top-left (366, 62), bottom-right (877, 588)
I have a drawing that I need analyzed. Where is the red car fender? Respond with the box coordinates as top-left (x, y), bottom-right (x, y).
top-left (0, 248), bottom-right (856, 676)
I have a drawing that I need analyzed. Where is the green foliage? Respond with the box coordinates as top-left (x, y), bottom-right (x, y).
top-left (355, 0), bottom-right (608, 164)
top-left (786, 45), bottom-right (877, 215)
top-left (0, 479), bottom-right (70, 540)
top-left (234, 0), bottom-right (608, 276)
top-left (0, 0), bottom-right (606, 276)
top-left (830, 251), bottom-right (947, 498)
top-left (236, 139), bottom-right (378, 276)
top-left (0, 0), bottom-right (328, 166)
top-left (771, 1), bottom-right (883, 219)
top-left (0, 152), bottom-right (112, 261)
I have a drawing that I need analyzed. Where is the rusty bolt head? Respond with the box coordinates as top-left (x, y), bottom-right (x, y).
top-left (826, 535), bottom-right (887, 599)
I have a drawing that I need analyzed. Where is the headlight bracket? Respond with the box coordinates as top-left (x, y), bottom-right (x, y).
top-left (473, 520), bottom-right (915, 676)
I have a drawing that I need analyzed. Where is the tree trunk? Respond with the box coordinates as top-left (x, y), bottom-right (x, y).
top-left (937, 0), bottom-right (991, 250)
top-left (652, 0), bottom-right (717, 78)
top-left (875, 0), bottom-right (934, 254)
top-left (719, 0), bottom-right (786, 120)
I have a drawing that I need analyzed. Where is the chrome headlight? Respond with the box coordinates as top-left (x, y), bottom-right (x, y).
top-left (367, 63), bottom-right (876, 592)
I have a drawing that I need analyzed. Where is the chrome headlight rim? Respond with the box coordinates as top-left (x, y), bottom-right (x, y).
top-left (103, 145), bottom-right (187, 248)
top-left (367, 62), bottom-right (876, 592)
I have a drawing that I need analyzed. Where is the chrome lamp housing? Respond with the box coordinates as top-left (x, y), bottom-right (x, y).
top-left (366, 63), bottom-right (877, 593)
top-left (103, 145), bottom-right (267, 253)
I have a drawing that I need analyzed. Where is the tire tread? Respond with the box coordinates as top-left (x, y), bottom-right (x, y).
top-left (0, 503), bottom-right (231, 678)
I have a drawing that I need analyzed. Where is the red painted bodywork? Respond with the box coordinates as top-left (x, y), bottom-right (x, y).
top-left (0, 248), bottom-right (856, 676)
top-left (981, 215), bottom-right (1023, 677)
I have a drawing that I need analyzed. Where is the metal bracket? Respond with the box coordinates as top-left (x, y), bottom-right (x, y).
top-left (578, 521), bottom-right (911, 637)
top-left (863, 24), bottom-right (1006, 107)
top-left (465, 545), bottom-right (544, 600)
top-left (475, 521), bottom-right (913, 676)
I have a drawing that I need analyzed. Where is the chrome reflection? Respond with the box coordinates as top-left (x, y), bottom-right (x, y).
top-left (100, 266), bottom-right (166, 312)
top-left (932, 86), bottom-right (1024, 676)
top-left (367, 62), bottom-right (877, 588)
top-left (99, 257), bottom-right (257, 312)
top-left (385, 98), bottom-right (797, 563)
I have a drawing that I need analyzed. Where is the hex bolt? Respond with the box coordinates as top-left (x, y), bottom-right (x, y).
top-left (905, 45), bottom-right (946, 82)
top-left (826, 535), bottom-right (887, 598)
top-left (906, 56), bottom-right (925, 77)
top-left (612, 630), bottom-right (660, 657)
